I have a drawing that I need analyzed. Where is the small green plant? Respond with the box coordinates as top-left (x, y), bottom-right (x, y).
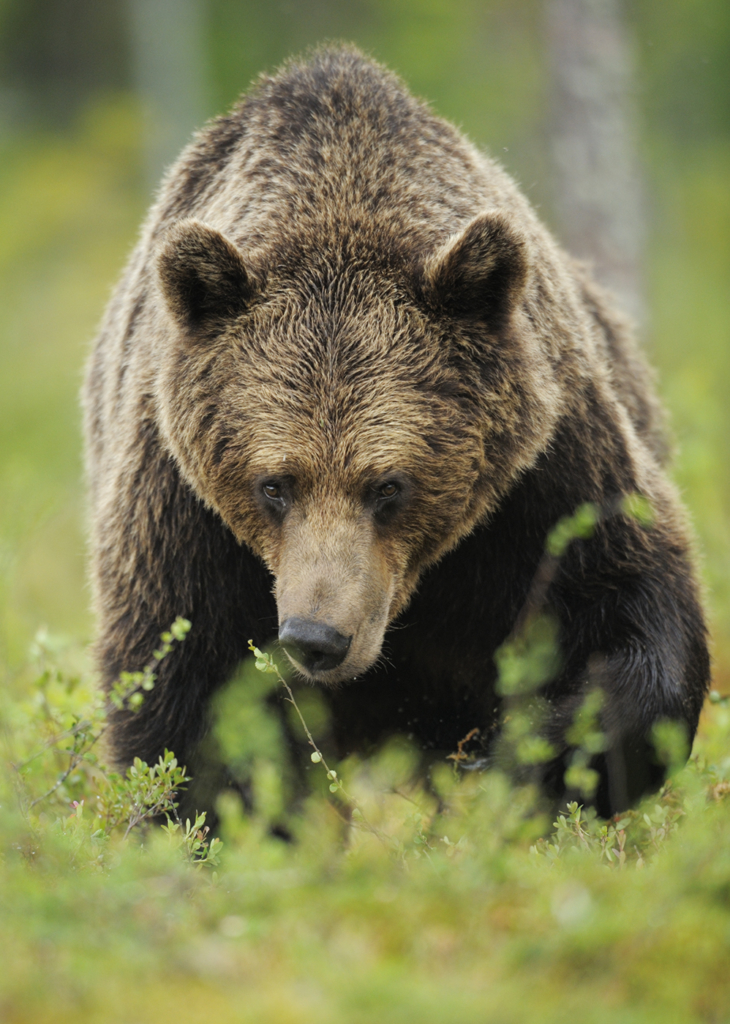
top-left (492, 494), bottom-right (668, 807)
top-left (247, 640), bottom-right (395, 849)
top-left (161, 808), bottom-right (223, 866)
top-left (108, 616), bottom-right (192, 712)
top-left (486, 506), bottom-right (599, 788)
top-left (6, 616), bottom-right (220, 865)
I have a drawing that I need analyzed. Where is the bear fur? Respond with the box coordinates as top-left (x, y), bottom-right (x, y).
top-left (83, 46), bottom-right (710, 817)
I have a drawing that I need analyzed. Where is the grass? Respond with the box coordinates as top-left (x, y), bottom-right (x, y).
top-left (1, 626), bottom-right (730, 1024)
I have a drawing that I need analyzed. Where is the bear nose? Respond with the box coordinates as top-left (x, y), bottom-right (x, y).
top-left (278, 617), bottom-right (352, 673)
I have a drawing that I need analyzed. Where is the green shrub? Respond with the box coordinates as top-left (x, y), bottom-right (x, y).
top-left (1, 599), bottom-right (730, 1023)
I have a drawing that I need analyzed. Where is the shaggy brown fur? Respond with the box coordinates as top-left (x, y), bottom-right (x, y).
top-left (83, 46), bottom-right (709, 817)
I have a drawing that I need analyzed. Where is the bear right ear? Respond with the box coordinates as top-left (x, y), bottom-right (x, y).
top-left (157, 219), bottom-right (257, 335)
top-left (422, 212), bottom-right (529, 331)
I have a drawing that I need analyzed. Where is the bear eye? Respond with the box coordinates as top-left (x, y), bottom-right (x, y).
top-left (262, 482), bottom-right (281, 500)
top-left (379, 481), bottom-right (399, 499)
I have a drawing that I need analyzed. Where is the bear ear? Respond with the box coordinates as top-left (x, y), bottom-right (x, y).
top-left (422, 212), bottom-right (529, 329)
top-left (157, 219), bottom-right (257, 335)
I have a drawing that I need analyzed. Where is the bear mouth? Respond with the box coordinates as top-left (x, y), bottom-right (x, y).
top-left (278, 615), bottom-right (352, 675)
top-left (275, 585), bottom-right (394, 686)
top-left (277, 616), bottom-right (387, 686)
top-left (280, 647), bottom-right (371, 687)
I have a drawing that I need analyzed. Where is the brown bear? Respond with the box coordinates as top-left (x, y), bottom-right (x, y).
top-left (83, 45), bottom-right (709, 817)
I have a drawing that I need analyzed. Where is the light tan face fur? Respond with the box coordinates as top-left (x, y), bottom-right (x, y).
top-left (268, 493), bottom-right (396, 681)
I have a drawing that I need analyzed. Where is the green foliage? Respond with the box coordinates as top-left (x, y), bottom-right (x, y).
top-left (109, 617), bottom-right (191, 713)
top-left (0, 92), bottom-right (145, 662)
top-left (2, 615), bottom-right (223, 871)
top-left (2, 633), bottom-right (730, 1022)
top-left (545, 501), bottom-right (599, 558)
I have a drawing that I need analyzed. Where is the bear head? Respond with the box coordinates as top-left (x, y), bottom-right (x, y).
top-left (153, 215), bottom-right (558, 683)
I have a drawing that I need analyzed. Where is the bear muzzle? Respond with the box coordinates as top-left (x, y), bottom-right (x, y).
top-left (271, 510), bottom-right (398, 682)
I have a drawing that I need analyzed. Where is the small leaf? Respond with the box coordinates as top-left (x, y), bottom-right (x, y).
top-left (621, 492), bottom-right (655, 528)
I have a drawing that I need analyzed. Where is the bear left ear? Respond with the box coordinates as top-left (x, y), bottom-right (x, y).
top-left (423, 212), bottom-right (529, 329)
top-left (157, 219), bottom-right (257, 335)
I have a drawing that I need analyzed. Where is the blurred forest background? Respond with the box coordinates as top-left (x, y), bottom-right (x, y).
top-left (0, 0), bottom-right (728, 683)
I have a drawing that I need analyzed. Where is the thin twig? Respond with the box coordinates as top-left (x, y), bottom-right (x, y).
top-left (29, 754), bottom-right (84, 808)
top-left (250, 641), bottom-right (392, 847)
top-left (14, 719), bottom-right (95, 771)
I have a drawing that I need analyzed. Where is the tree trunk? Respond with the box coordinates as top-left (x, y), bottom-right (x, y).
top-left (128, 0), bottom-right (208, 193)
top-left (545, 0), bottom-right (645, 325)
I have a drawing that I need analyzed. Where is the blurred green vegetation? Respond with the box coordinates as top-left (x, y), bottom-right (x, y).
top-left (0, 96), bottom-right (145, 664)
top-left (1, 2), bottom-right (730, 1020)
top-left (2, 626), bottom-right (730, 1023)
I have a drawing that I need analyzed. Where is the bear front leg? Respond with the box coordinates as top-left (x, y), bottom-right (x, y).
top-left (90, 447), bottom-right (276, 776)
top-left (540, 516), bottom-right (710, 816)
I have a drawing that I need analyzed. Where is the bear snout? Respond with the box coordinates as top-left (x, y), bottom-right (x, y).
top-left (279, 617), bottom-right (352, 674)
